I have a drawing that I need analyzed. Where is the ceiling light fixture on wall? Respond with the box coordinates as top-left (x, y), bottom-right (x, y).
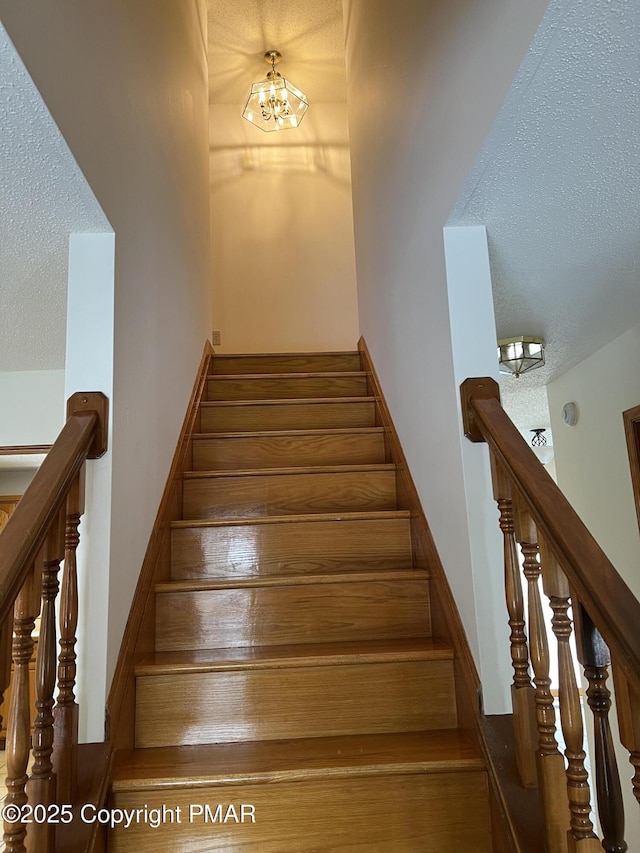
top-left (530, 428), bottom-right (554, 465)
top-left (497, 336), bottom-right (545, 378)
top-left (242, 50), bottom-right (309, 132)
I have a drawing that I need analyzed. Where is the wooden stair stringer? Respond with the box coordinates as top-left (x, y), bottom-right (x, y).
top-left (358, 337), bottom-right (514, 851)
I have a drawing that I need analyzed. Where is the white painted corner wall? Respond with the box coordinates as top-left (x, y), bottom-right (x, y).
top-left (444, 226), bottom-right (510, 713)
top-left (65, 232), bottom-right (115, 741)
top-left (0, 0), bottom-right (212, 740)
top-left (343, 0), bottom-right (549, 710)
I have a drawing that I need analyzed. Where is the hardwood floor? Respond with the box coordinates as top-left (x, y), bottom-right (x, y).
top-left (109, 350), bottom-right (492, 851)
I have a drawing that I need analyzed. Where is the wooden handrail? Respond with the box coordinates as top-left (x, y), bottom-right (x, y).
top-left (461, 377), bottom-right (640, 690)
top-left (0, 393), bottom-right (108, 624)
top-left (0, 414), bottom-right (96, 627)
top-left (0, 392), bottom-right (108, 852)
top-left (462, 377), bottom-right (639, 849)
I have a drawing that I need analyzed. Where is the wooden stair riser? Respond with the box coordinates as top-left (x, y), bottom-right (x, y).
top-left (135, 659), bottom-right (457, 747)
top-left (109, 771), bottom-right (491, 852)
top-left (199, 399), bottom-right (376, 432)
top-left (207, 374), bottom-right (368, 401)
top-left (155, 579), bottom-right (431, 651)
top-left (207, 373), bottom-right (367, 400)
top-left (209, 352), bottom-right (362, 375)
top-left (183, 468), bottom-right (397, 519)
top-left (193, 430), bottom-right (385, 470)
top-left (170, 517), bottom-right (413, 580)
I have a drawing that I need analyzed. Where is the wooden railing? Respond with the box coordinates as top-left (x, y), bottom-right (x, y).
top-left (462, 377), bottom-right (639, 853)
top-left (0, 392), bottom-right (108, 853)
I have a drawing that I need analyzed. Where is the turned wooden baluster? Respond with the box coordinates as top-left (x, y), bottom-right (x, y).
top-left (542, 546), bottom-right (601, 852)
top-left (3, 567), bottom-right (40, 853)
top-left (0, 618), bottom-right (13, 733)
top-left (26, 509), bottom-right (65, 853)
top-left (573, 605), bottom-right (627, 853)
top-left (490, 458), bottom-right (537, 787)
top-left (53, 467), bottom-right (84, 803)
top-left (612, 664), bottom-right (640, 807)
top-left (514, 517), bottom-right (569, 852)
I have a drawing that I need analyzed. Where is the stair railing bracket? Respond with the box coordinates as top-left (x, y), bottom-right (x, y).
top-left (67, 392), bottom-right (109, 459)
top-left (460, 377), bottom-right (500, 443)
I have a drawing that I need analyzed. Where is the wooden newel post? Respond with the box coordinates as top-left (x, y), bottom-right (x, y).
top-left (574, 605), bottom-right (627, 853)
top-left (4, 568), bottom-right (39, 853)
top-left (27, 510), bottom-right (65, 853)
top-left (53, 466), bottom-right (85, 804)
top-left (490, 458), bottom-right (538, 788)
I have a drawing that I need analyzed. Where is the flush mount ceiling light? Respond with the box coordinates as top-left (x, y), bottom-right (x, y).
top-left (497, 336), bottom-right (545, 379)
top-left (242, 50), bottom-right (309, 132)
top-left (530, 428), bottom-right (554, 465)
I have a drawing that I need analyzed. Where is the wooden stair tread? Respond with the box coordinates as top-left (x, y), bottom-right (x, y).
top-left (201, 396), bottom-right (375, 407)
top-left (136, 638), bottom-right (452, 675)
top-left (208, 371), bottom-right (367, 381)
top-left (112, 729), bottom-right (483, 791)
top-left (193, 426), bottom-right (384, 439)
top-left (212, 350), bottom-right (360, 358)
top-left (184, 463), bottom-right (396, 479)
top-left (172, 509), bottom-right (410, 530)
top-left (157, 568), bottom-right (429, 593)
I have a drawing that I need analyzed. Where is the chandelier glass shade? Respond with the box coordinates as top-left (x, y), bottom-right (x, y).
top-left (497, 336), bottom-right (545, 378)
top-left (242, 51), bottom-right (309, 132)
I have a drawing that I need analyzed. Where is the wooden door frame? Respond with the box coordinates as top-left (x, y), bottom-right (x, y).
top-left (623, 404), bottom-right (640, 530)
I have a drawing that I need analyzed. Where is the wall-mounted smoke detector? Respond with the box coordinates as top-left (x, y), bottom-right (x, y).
top-left (562, 402), bottom-right (579, 427)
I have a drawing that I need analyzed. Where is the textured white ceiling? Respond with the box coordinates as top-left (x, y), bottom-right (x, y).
top-left (0, 25), bottom-right (111, 373)
top-left (6, 0), bottom-right (637, 441)
top-left (449, 0), bottom-right (640, 439)
top-left (207, 0), bottom-right (347, 105)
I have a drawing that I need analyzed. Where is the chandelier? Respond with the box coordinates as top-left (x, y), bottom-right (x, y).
top-left (242, 51), bottom-right (309, 132)
top-left (530, 428), bottom-right (554, 465)
top-left (497, 336), bottom-right (545, 378)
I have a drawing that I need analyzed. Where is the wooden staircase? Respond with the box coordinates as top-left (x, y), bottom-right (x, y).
top-left (109, 351), bottom-right (493, 851)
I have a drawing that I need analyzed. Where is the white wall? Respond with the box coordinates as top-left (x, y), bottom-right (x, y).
top-left (548, 323), bottom-right (640, 852)
top-left (343, 0), bottom-right (549, 707)
top-left (0, 370), bottom-right (65, 445)
top-left (0, 1), bottom-right (212, 740)
top-left (210, 103), bottom-right (359, 352)
top-left (0, 470), bottom-right (37, 495)
top-left (0, 366), bottom-right (62, 503)
top-left (548, 324), bottom-right (640, 591)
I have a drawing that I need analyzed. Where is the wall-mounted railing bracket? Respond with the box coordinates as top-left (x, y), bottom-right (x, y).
top-left (460, 377), bottom-right (500, 443)
top-left (67, 392), bottom-right (109, 458)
